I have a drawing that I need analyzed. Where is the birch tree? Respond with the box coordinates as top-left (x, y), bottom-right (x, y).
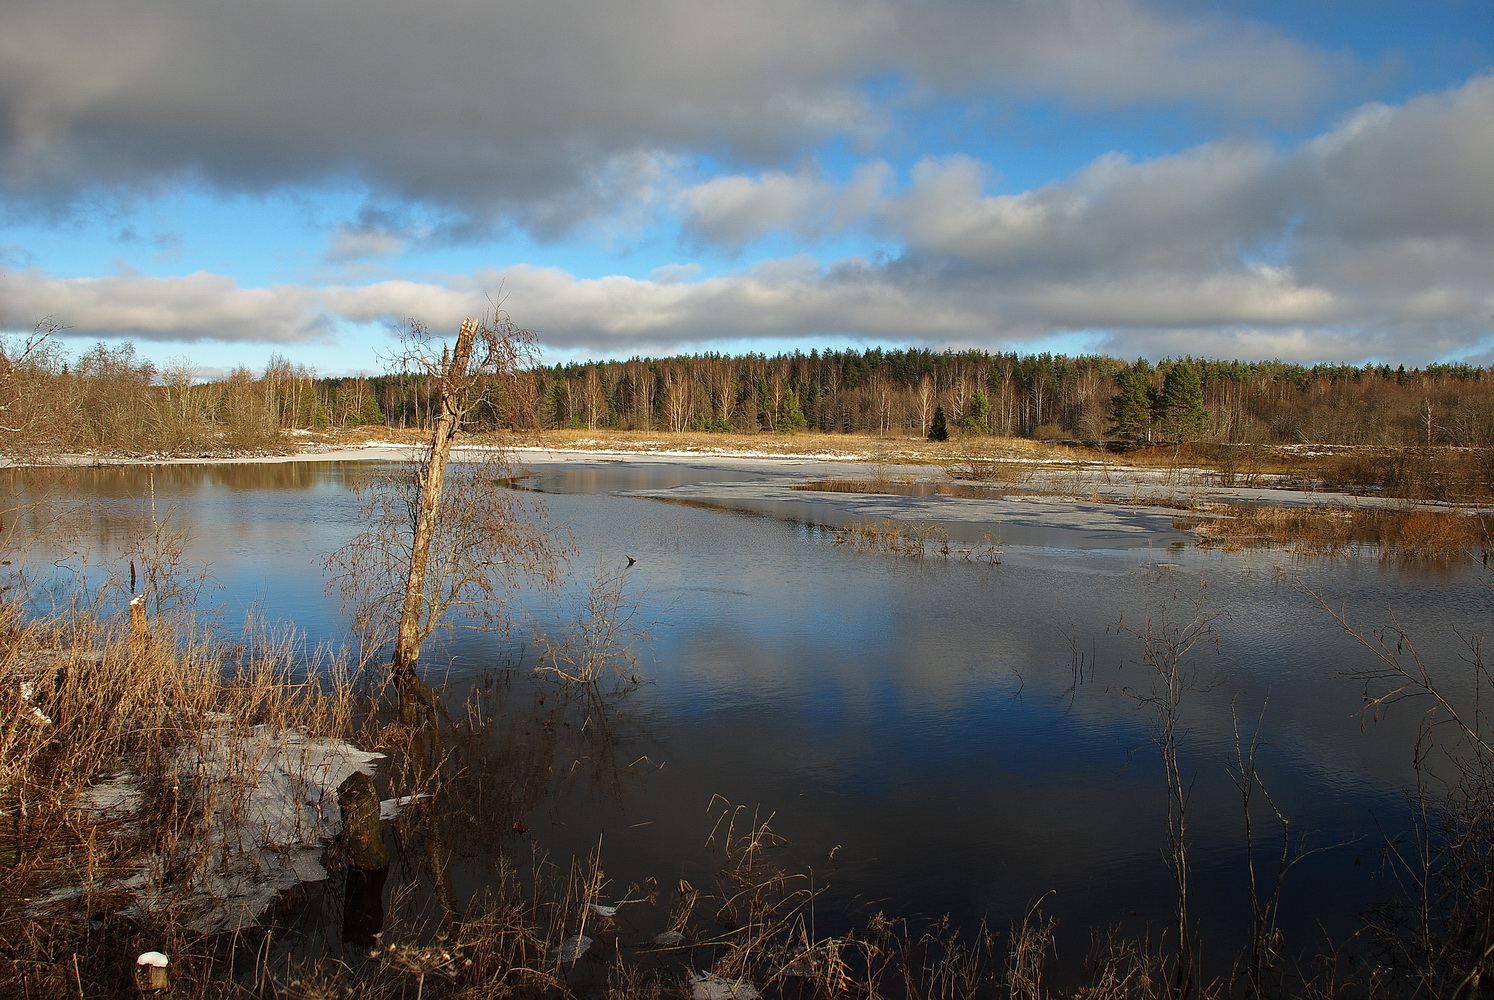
top-left (327, 313), bottom-right (563, 715)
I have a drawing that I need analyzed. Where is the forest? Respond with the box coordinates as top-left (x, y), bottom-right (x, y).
top-left (3, 325), bottom-right (1493, 458)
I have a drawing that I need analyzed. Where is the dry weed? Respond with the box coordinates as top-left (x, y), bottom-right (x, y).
top-left (834, 518), bottom-right (950, 558)
top-left (1194, 503), bottom-right (1488, 562)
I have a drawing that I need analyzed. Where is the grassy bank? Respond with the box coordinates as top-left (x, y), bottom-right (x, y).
top-left (0, 592), bottom-right (365, 995)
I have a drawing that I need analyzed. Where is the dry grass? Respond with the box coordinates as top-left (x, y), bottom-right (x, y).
top-left (494, 427), bottom-right (1082, 466)
top-left (1191, 503), bottom-right (1491, 562)
top-left (1316, 447), bottom-right (1494, 503)
top-left (834, 518), bottom-right (951, 558)
top-left (793, 474), bottom-right (924, 494)
top-left (0, 597), bottom-right (362, 995)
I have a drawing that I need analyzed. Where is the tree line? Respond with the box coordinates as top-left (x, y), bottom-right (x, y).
top-left (3, 324), bottom-right (1493, 457)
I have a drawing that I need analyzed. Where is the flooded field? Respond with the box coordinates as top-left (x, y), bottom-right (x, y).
top-left (5, 455), bottom-right (1489, 983)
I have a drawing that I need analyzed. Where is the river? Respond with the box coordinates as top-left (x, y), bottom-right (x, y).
top-left (5, 453), bottom-right (1488, 975)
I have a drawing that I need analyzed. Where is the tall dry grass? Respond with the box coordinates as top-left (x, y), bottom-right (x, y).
top-left (1192, 504), bottom-right (1490, 562)
top-left (0, 594), bottom-right (361, 995)
top-left (834, 518), bottom-right (951, 558)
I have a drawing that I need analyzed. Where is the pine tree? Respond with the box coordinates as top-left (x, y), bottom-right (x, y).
top-left (778, 386), bottom-right (808, 432)
top-left (963, 388), bottom-right (990, 435)
top-left (928, 405), bottom-right (949, 441)
top-left (1157, 362), bottom-right (1208, 442)
top-left (755, 377), bottom-right (778, 432)
top-left (1109, 366), bottom-right (1154, 443)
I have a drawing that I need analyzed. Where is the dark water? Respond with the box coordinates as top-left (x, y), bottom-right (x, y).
top-left (5, 458), bottom-right (1489, 969)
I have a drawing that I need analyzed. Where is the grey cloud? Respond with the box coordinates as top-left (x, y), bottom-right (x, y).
top-left (0, 269), bottom-right (327, 343)
top-left (893, 0), bottom-right (1334, 117)
top-left (889, 143), bottom-right (1285, 280)
top-left (0, 0), bottom-right (1337, 233)
top-left (3, 248), bottom-right (1483, 368)
top-left (680, 164), bottom-right (894, 251)
top-left (468, 260), bottom-right (1341, 353)
top-left (1093, 325), bottom-right (1493, 367)
top-left (1290, 74), bottom-right (1494, 241)
top-left (326, 224), bottom-right (407, 263)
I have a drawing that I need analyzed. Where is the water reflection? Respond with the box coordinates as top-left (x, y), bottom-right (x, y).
top-left (4, 458), bottom-right (1490, 974)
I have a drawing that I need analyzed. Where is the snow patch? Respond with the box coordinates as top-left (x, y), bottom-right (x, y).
top-left (690, 972), bottom-right (761, 1000)
top-left (549, 934), bottom-right (592, 963)
top-left (61, 723), bottom-right (383, 933)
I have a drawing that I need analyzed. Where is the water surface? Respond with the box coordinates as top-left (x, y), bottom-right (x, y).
top-left (5, 457), bottom-right (1487, 969)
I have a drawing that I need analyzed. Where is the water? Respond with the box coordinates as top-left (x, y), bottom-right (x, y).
top-left (4, 457), bottom-right (1488, 969)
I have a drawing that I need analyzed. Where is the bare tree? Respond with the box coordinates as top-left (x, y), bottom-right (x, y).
top-left (327, 312), bottom-right (564, 714)
top-left (916, 374), bottom-right (935, 438)
top-left (662, 364), bottom-right (696, 432)
top-left (0, 318), bottom-right (66, 458)
top-left (581, 365), bottom-right (606, 430)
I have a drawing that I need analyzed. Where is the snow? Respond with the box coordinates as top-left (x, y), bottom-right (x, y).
top-left (549, 934), bottom-right (592, 963)
top-left (378, 793), bottom-right (429, 820)
top-left (690, 972), bottom-right (761, 1000)
top-left (61, 722), bottom-right (384, 934)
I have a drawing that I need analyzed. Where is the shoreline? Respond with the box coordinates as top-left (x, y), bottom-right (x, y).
top-left (8, 439), bottom-right (1487, 557)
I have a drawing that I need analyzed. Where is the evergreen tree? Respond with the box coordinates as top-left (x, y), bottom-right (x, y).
top-left (1109, 366), bottom-right (1154, 443)
top-left (963, 388), bottom-right (990, 435)
top-left (778, 386), bottom-right (808, 432)
top-left (928, 405), bottom-right (949, 441)
top-left (359, 388), bottom-right (386, 426)
top-left (1157, 362), bottom-right (1208, 442)
top-left (547, 378), bottom-right (569, 429)
top-left (756, 376), bottom-right (775, 431)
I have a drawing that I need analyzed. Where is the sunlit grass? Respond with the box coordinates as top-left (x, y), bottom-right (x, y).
top-left (1190, 503), bottom-right (1490, 562)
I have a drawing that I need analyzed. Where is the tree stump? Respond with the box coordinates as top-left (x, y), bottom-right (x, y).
top-left (134, 951), bottom-right (169, 993)
top-left (128, 595), bottom-right (151, 663)
top-left (337, 770), bottom-right (390, 871)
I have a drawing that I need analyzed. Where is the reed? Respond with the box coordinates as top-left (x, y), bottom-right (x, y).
top-left (0, 594), bottom-right (361, 996)
top-left (1192, 503), bottom-right (1489, 562)
top-left (834, 518), bottom-right (950, 558)
top-left (794, 474), bottom-right (916, 494)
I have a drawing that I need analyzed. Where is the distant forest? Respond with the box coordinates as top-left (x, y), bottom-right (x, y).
top-left (3, 339), bottom-right (1494, 456)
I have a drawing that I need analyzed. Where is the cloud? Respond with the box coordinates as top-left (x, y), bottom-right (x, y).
top-left (890, 0), bottom-right (1334, 115)
top-left (326, 224), bottom-right (406, 263)
top-left (0, 269), bottom-right (326, 344)
top-left (883, 141), bottom-right (1289, 281)
top-left (0, 244), bottom-right (1481, 368)
top-left (7, 71), bottom-right (1492, 368)
top-left (0, 0), bottom-right (1338, 233)
top-left (1290, 73), bottom-right (1494, 242)
top-left (669, 73), bottom-right (1494, 360)
top-left (680, 162), bottom-right (891, 250)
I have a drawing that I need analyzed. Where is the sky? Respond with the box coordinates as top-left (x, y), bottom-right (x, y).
top-left (1, 0), bottom-right (1492, 378)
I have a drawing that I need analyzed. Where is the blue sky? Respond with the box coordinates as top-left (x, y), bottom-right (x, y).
top-left (2, 0), bottom-right (1491, 377)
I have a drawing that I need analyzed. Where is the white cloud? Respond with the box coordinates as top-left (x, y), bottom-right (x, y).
top-left (7, 70), bottom-right (1493, 368)
top-left (682, 172), bottom-right (831, 249)
top-left (679, 162), bottom-right (892, 250)
top-left (650, 263), bottom-right (703, 284)
top-left (321, 280), bottom-right (491, 331)
top-left (0, 269), bottom-right (324, 343)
